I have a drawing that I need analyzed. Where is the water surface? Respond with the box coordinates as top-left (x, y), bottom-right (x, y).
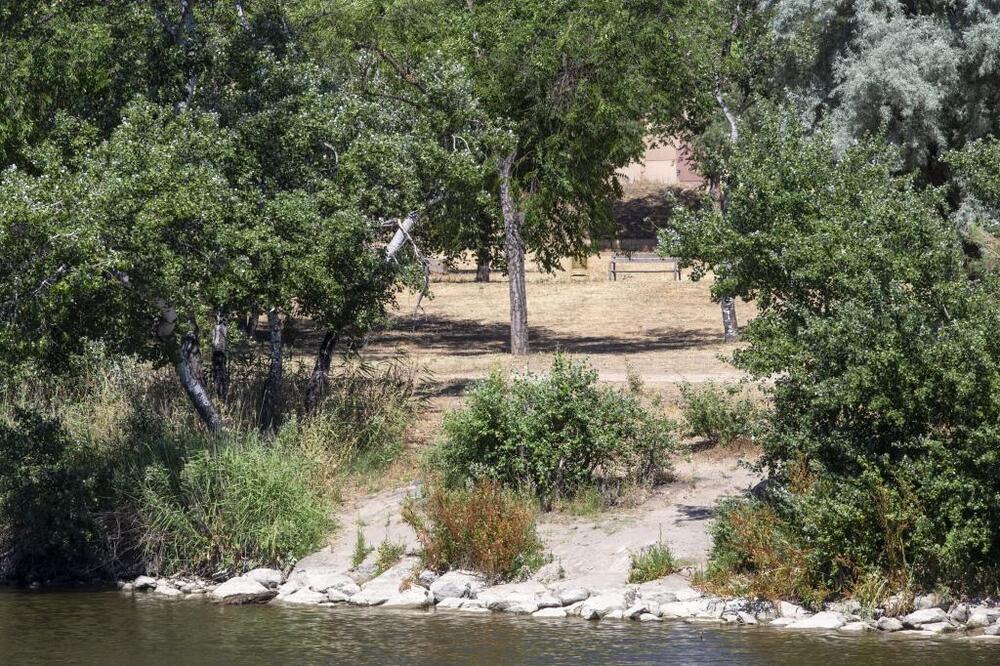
top-left (0, 589), bottom-right (997, 664)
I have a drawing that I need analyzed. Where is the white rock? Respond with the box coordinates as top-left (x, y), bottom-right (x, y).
top-left (877, 617), bottom-right (904, 632)
top-left (430, 571), bottom-right (485, 602)
top-left (639, 613), bottom-right (662, 622)
top-left (536, 594), bottom-right (562, 609)
top-left (458, 606), bottom-right (491, 614)
top-left (532, 607), bottom-right (567, 619)
top-left (211, 577), bottom-right (277, 605)
top-left (532, 562), bottom-right (564, 584)
top-left (246, 568), bottom-right (283, 589)
top-left (984, 624), bottom-right (1000, 636)
top-left (417, 570), bottom-right (439, 587)
top-left (777, 601), bottom-right (811, 618)
top-left (625, 603), bottom-right (652, 619)
top-left (436, 597), bottom-right (467, 609)
top-left (276, 579), bottom-right (303, 597)
top-left (276, 588), bottom-right (327, 605)
top-left (326, 589), bottom-right (350, 603)
top-left (785, 611), bottom-right (847, 630)
top-left (922, 622), bottom-right (956, 634)
top-left (564, 600), bottom-right (586, 617)
top-left (967, 611), bottom-right (992, 629)
top-left (839, 621), bottom-right (872, 633)
top-left (735, 611), bottom-right (757, 625)
top-left (153, 585), bottom-right (183, 597)
top-left (659, 599), bottom-right (724, 620)
top-left (948, 604), bottom-right (969, 623)
top-left (304, 571), bottom-right (361, 596)
top-left (769, 617), bottom-right (796, 627)
top-left (133, 576), bottom-right (157, 591)
top-left (604, 610), bottom-right (625, 620)
top-left (914, 593), bottom-right (947, 610)
top-left (579, 591), bottom-right (632, 620)
top-left (348, 559), bottom-right (416, 606)
top-left (382, 587), bottom-right (434, 609)
top-left (903, 608), bottom-right (949, 627)
top-left (554, 586), bottom-right (590, 606)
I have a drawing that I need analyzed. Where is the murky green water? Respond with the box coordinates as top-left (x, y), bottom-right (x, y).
top-left (0, 589), bottom-right (997, 665)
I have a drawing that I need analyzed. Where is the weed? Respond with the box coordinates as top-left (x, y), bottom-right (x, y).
top-left (628, 538), bottom-right (678, 583)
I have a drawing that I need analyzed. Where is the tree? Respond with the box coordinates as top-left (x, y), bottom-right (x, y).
top-left (773, 0), bottom-right (1000, 183)
top-left (336, 0), bottom-right (703, 355)
top-left (667, 114), bottom-right (1000, 591)
top-left (0, 1), bottom-right (489, 431)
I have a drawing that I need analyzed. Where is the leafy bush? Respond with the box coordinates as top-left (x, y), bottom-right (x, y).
top-left (138, 438), bottom-right (333, 576)
top-left (402, 481), bottom-right (544, 582)
top-left (675, 115), bottom-right (1000, 599)
top-left (0, 409), bottom-right (106, 582)
top-left (678, 382), bottom-right (760, 447)
top-left (628, 540), bottom-right (678, 584)
top-left (438, 354), bottom-right (676, 506)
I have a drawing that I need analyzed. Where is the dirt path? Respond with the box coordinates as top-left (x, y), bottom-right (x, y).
top-left (322, 449), bottom-right (759, 588)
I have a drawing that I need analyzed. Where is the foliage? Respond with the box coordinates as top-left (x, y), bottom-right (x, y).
top-left (438, 354), bottom-right (676, 507)
top-left (0, 409), bottom-right (105, 582)
top-left (773, 0), bottom-right (1000, 178)
top-left (675, 116), bottom-right (1000, 598)
top-left (628, 540), bottom-right (678, 584)
top-left (373, 539), bottom-right (406, 577)
top-left (297, 356), bottom-right (420, 475)
top-left (679, 382), bottom-right (761, 448)
top-left (139, 438), bottom-right (333, 577)
top-left (402, 481), bottom-right (544, 582)
top-left (701, 498), bottom-right (828, 609)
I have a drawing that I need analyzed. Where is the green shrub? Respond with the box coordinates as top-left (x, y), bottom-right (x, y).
top-left (402, 480), bottom-right (544, 582)
top-left (678, 382), bottom-right (760, 447)
top-left (438, 354), bottom-right (676, 506)
top-left (0, 409), bottom-right (106, 582)
top-left (628, 540), bottom-right (678, 583)
top-left (138, 438), bottom-right (334, 576)
top-left (674, 117), bottom-right (1000, 599)
top-left (351, 526), bottom-right (373, 568)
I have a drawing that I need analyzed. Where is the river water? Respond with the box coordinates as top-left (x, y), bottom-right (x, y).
top-left (1, 589), bottom-right (997, 665)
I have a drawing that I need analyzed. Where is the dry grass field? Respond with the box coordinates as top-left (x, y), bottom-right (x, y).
top-left (369, 250), bottom-right (753, 386)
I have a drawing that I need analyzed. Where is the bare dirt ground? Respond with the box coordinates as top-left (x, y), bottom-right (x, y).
top-left (321, 256), bottom-right (762, 575)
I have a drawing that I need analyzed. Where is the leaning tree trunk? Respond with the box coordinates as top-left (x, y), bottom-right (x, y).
top-left (152, 299), bottom-right (222, 432)
top-left (305, 330), bottom-right (339, 413)
top-left (210, 311), bottom-right (228, 401)
top-left (499, 149), bottom-right (529, 356)
top-left (258, 308), bottom-right (283, 433)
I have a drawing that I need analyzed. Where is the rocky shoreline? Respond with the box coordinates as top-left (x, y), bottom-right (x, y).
top-left (120, 555), bottom-right (1000, 639)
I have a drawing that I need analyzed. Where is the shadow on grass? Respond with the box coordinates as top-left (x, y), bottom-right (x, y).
top-left (371, 314), bottom-right (719, 357)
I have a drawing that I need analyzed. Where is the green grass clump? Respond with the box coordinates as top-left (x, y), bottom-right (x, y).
top-left (373, 539), bottom-right (406, 575)
top-left (139, 438), bottom-right (334, 576)
top-left (628, 541), bottom-right (678, 584)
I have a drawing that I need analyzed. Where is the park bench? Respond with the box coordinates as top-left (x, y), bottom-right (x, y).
top-left (607, 253), bottom-right (681, 281)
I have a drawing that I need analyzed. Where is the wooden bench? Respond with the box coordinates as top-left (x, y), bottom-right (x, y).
top-left (608, 254), bottom-right (681, 281)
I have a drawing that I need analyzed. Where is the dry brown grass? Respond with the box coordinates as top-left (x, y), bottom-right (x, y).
top-left (369, 250), bottom-right (754, 387)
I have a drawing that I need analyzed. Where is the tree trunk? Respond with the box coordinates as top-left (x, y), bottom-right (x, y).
top-left (258, 308), bottom-right (283, 433)
top-left (305, 330), bottom-right (339, 413)
top-left (177, 329), bottom-right (223, 432)
top-left (721, 297), bottom-right (739, 342)
top-left (152, 299), bottom-right (222, 432)
top-left (475, 248), bottom-right (491, 282)
top-left (210, 311), bottom-right (228, 401)
top-left (499, 149), bottom-right (528, 355)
